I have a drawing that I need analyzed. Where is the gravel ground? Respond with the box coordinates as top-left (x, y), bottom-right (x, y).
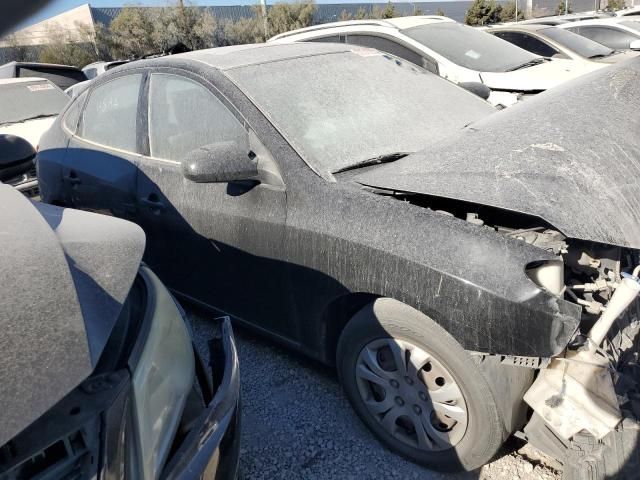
top-left (187, 309), bottom-right (561, 480)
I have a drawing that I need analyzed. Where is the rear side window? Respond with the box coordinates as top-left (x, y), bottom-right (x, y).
top-left (63, 90), bottom-right (88, 134)
top-left (492, 31), bottom-right (561, 57)
top-left (79, 74), bottom-right (142, 152)
top-left (345, 34), bottom-right (425, 67)
top-left (17, 67), bottom-right (86, 90)
top-left (147, 73), bottom-right (246, 161)
top-left (569, 26), bottom-right (638, 49)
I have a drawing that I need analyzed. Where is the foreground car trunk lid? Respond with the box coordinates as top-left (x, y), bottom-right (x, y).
top-left (480, 57), bottom-right (604, 92)
top-left (0, 185), bottom-right (145, 446)
top-left (355, 57), bottom-right (640, 249)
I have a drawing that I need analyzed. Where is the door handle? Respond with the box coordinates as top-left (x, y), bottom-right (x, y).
top-left (139, 194), bottom-right (166, 212)
top-left (65, 171), bottom-right (81, 185)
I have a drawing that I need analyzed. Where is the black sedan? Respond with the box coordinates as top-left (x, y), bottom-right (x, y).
top-left (37, 43), bottom-right (640, 472)
top-left (0, 183), bottom-right (240, 479)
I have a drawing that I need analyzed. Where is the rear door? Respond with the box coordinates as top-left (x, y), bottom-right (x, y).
top-left (62, 73), bottom-right (143, 219)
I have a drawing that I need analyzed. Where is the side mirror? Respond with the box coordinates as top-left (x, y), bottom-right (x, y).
top-left (0, 134), bottom-right (36, 182)
top-left (630, 40), bottom-right (640, 51)
top-left (459, 82), bottom-right (491, 100)
top-left (182, 141), bottom-right (258, 183)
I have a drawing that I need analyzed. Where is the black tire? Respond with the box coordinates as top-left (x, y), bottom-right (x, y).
top-left (336, 298), bottom-right (511, 472)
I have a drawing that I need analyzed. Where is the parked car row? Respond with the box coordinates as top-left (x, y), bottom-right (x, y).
top-left (2, 11), bottom-right (640, 480)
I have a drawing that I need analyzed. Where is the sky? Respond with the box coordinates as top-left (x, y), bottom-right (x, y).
top-left (20, 0), bottom-right (460, 28)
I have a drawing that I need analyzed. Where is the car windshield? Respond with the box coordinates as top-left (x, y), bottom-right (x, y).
top-left (401, 22), bottom-right (540, 72)
top-left (621, 21), bottom-right (640, 33)
top-left (542, 26), bottom-right (614, 57)
top-left (0, 80), bottom-right (68, 125)
top-left (227, 49), bottom-right (494, 178)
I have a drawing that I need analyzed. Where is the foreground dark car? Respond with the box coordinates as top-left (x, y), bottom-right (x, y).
top-left (0, 184), bottom-right (240, 479)
top-left (38, 43), bottom-right (640, 476)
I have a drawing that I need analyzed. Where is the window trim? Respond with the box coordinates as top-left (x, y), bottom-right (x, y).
top-left (75, 71), bottom-right (146, 156)
top-left (61, 89), bottom-right (89, 137)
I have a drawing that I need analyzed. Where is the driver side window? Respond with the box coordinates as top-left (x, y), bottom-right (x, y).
top-left (148, 73), bottom-right (246, 161)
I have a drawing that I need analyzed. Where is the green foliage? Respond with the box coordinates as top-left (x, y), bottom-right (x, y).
top-left (354, 6), bottom-right (370, 19)
top-left (413, 7), bottom-right (424, 15)
top-left (500, 1), bottom-right (524, 21)
top-left (222, 1), bottom-right (316, 44)
top-left (38, 22), bottom-right (99, 67)
top-left (555, 0), bottom-right (573, 15)
top-left (339, 9), bottom-right (353, 20)
top-left (371, 1), bottom-right (396, 19)
top-left (605, 0), bottom-right (626, 11)
top-left (436, 8), bottom-right (446, 16)
top-left (464, 0), bottom-right (503, 25)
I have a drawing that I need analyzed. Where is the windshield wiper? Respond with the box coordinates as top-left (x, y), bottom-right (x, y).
top-left (508, 58), bottom-right (547, 71)
top-left (332, 152), bottom-right (409, 174)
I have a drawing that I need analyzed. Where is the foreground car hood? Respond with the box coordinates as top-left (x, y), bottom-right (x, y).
top-left (355, 57), bottom-right (640, 249)
top-left (0, 116), bottom-right (57, 148)
top-left (0, 185), bottom-right (145, 446)
top-left (480, 58), bottom-right (604, 91)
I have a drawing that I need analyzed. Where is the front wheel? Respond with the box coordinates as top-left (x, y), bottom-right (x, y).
top-left (336, 298), bottom-right (510, 472)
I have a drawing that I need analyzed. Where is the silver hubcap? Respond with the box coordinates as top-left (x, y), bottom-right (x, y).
top-left (355, 338), bottom-right (468, 451)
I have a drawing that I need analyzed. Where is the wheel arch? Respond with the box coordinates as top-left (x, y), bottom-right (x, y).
top-left (321, 291), bottom-right (382, 366)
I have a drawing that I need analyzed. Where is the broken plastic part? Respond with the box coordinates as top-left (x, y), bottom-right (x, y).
top-left (588, 270), bottom-right (640, 347)
top-left (523, 348), bottom-right (621, 440)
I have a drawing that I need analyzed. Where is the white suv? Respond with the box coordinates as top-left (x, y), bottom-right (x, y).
top-left (269, 16), bottom-right (604, 107)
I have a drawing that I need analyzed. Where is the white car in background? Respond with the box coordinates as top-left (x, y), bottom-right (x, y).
top-left (559, 17), bottom-right (640, 50)
top-left (269, 16), bottom-right (603, 107)
top-left (82, 60), bottom-right (129, 79)
top-left (0, 77), bottom-right (68, 147)
top-left (484, 23), bottom-right (638, 64)
top-left (615, 6), bottom-right (640, 17)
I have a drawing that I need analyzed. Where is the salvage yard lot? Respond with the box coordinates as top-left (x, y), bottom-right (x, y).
top-left (188, 309), bottom-right (560, 480)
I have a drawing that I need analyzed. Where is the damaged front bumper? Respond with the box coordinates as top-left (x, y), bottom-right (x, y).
top-left (162, 317), bottom-right (241, 480)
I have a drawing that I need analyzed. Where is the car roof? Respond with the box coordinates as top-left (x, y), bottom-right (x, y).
top-left (269, 15), bottom-right (454, 41)
top-left (0, 61), bottom-right (83, 71)
top-left (558, 17), bottom-right (635, 27)
top-left (131, 42), bottom-right (358, 71)
top-left (484, 23), bottom-right (550, 32)
top-left (0, 76), bottom-right (49, 85)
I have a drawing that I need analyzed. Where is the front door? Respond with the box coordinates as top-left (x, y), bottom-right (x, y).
top-left (135, 72), bottom-right (291, 335)
top-left (62, 74), bottom-right (143, 218)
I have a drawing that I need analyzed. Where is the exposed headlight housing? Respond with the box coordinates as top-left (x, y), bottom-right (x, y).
top-left (129, 267), bottom-right (195, 480)
top-left (526, 259), bottom-right (565, 296)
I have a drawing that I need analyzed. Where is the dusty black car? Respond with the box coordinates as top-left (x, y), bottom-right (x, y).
top-left (37, 43), bottom-right (640, 476)
top-left (0, 184), bottom-right (240, 479)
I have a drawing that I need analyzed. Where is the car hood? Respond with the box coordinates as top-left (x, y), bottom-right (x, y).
top-left (0, 185), bottom-right (145, 446)
top-left (0, 116), bottom-right (57, 148)
top-left (480, 58), bottom-right (604, 91)
top-left (355, 57), bottom-right (640, 249)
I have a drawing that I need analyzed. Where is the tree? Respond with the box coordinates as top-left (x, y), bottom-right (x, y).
top-left (464, 0), bottom-right (502, 25)
top-left (605, 0), bottom-right (626, 11)
top-left (109, 6), bottom-right (158, 58)
top-left (413, 6), bottom-right (424, 15)
top-left (371, 1), bottom-right (395, 19)
top-left (38, 23), bottom-right (99, 67)
top-left (223, 16), bottom-right (265, 45)
top-left (267, 1), bottom-right (317, 37)
top-left (339, 9), bottom-right (353, 21)
top-left (555, 0), bottom-right (573, 15)
top-left (500, 1), bottom-right (524, 21)
top-left (354, 7), bottom-right (370, 19)
top-left (2, 33), bottom-right (30, 62)
top-left (436, 8), bottom-right (446, 16)
top-left (222, 1), bottom-right (316, 45)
